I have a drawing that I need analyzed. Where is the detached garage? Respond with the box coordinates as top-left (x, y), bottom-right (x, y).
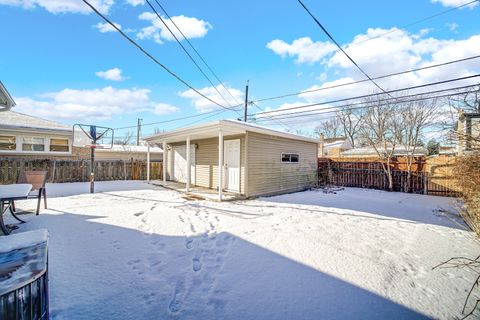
top-left (144, 120), bottom-right (318, 200)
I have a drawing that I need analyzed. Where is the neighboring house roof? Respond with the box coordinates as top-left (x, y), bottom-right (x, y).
top-left (144, 119), bottom-right (319, 144)
top-left (341, 145), bottom-right (427, 157)
top-left (0, 81), bottom-right (15, 112)
top-left (96, 144), bottom-right (163, 154)
top-left (0, 111), bottom-right (71, 134)
top-left (438, 146), bottom-right (457, 155)
top-left (324, 139), bottom-right (352, 150)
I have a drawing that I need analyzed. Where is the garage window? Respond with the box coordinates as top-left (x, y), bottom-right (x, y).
top-left (281, 153), bottom-right (299, 163)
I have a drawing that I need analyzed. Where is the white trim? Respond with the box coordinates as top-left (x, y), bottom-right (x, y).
top-left (0, 133), bottom-right (72, 155)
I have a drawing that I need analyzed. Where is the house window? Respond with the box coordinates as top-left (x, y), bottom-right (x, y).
top-left (281, 153), bottom-right (299, 163)
top-left (50, 138), bottom-right (69, 152)
top-left (22, 137), bottom-right (45, 152)
top-left (0, 135), bottom-right (16, 151)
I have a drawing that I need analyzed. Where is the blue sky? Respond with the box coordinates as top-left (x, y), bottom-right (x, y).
top-left (1, 0), bottom-right (479, 139)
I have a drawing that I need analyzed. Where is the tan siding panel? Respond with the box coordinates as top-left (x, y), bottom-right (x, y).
top-left (167, 135), bottom-right (246, 194)
top-left (247, 132), bottom-right (317, 197)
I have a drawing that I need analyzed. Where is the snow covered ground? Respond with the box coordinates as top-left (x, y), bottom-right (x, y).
top-left (5, 181), bottom-right (480, 319)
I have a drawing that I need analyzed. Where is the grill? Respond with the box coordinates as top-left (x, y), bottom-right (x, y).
top-left (0, 230), bottom-right (49, 320)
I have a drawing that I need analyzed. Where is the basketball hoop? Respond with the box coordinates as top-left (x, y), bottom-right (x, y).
top-left (73, 124), bottom-right (114, 193)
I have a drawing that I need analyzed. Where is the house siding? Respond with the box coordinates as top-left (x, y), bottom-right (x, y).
top-left (166, 135), bottom-right (246, 194)
top-left (246, 131), bottom-right (318, 197)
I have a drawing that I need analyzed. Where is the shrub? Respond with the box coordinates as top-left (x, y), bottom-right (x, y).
top-left (455, 152), bottom-right (480, 235)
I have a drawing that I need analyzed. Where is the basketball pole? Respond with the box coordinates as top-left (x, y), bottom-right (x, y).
top-left (90, 146), bottom-right (95, 194)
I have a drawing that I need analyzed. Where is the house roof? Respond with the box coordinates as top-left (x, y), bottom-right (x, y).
top-left (0, 111), bottom-right (72, 134)
top-left (144, 119), bottom-right (319, 144)
top-left (96, 144), bottom-right (163, 154)
top-left (341, 145), bottom-right (427, 157)
top-left (0, 81), bottom-right (15, 111)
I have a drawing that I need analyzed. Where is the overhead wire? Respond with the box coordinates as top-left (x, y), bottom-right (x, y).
top-left (255, 85), bottom-right (478, 122)
top-left (144, 0), bottom-right (240, 113)
top-left (297, 0), bottom-right (394, 98)
top-left (152, 0), bottom-right (242, 105)
top-left (253, 74), bottom-right (480, 116)
top-left (82, 0), bottom-right (231, 111)
top-left (252, 54), bottom-right (480, 103)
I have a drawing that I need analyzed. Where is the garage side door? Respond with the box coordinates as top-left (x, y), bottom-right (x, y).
top-left (173, 145), bottom-right (196, 184)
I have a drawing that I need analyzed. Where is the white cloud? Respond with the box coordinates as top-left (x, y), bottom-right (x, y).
top-left (431, 0), bottom-right (478, 8)
top-left (266, 37), bottom-right (336, 64)
top-left (15, 87), bottom-right (179, 121)
top-left (153, 103), bottom-right (180, 115)
top-left (259, 29), bottom-right (480, 125)
top-left (94, 22), bottom-right (121, 33)
top-left (95, 68), bottom-right (127, 81)
top-left (0, 0), bottom-right (114, 14)
top-left (137, 13), bottom-right (212, 44)
top-left (126, 0), bottom-right (144, 6)
top-left (179, 85), bottom-right (243, 113)
top-left (446, 22), bottom-right (459, 32)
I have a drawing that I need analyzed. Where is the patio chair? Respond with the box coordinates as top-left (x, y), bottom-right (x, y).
top-left (15, 170), bottom-right (48, 215)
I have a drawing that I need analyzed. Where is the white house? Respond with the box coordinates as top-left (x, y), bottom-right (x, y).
top-left (0, 81), bottom-right (15, 112)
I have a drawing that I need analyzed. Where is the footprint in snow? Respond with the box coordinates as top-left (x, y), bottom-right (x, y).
top-left (168, 281), bottom-right (185, 313)
top-left (134, 211), bottom-right (145, 217)
top-left (192, 257), bottom-right (202, 272)
top-left (185, 239), bottom-right (194, 249)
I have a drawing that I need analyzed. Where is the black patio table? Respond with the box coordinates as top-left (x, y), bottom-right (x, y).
top-left (0, 184), bottom-right (32, 235)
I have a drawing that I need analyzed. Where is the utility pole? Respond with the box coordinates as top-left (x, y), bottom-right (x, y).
top-left (137, 118), bottom-right (142, 146)
top-left (244, 80), bottom-right (249, 122)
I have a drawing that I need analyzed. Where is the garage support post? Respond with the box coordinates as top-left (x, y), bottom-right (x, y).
top-left (186, 136), bottom-right (191, 192)
top-left (147, 143), bottom-right (150, 183)
top-left (218, 130), bottom-right (224, 201)
top-left (163, 140), bottom-right (167, 186)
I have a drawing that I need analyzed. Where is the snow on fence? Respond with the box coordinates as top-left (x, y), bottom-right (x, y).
top-left (0, 158), bottom-right (163, 184)
top-left (318, 158), bottom-right (460, 197)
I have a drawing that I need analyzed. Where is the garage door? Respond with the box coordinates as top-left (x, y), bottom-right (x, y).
top-left (172, 145), bottom-right (196, 184)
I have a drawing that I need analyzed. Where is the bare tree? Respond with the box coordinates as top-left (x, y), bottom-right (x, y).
top-left (314, 117), bottom-right (342, 138)
top-left (114, 130), bottom-right (134, 145)
top-left (336, 107), bottom-right (362, 148)
top-left (358, 94), bottom-right (402, 191)
top-left (399, 97), bottom-right (439, 192)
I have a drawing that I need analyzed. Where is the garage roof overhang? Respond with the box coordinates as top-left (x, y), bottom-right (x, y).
top-left (144, 119), bottom-right (319, 144)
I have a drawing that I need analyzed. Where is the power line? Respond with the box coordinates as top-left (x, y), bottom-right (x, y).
top-left (144, 0), bottom-right (239, 113)
top-left (81, 0), bottom-right (230, 111)
top-left (250, 101), bottom-right (295, 131)
top-left (297, 0), bottom-right (393, 98)
top-left (253, 54), bottom-right (480, 103)
top-left (254, 74), bottom-right (480, 116)
top-left (114, 105), bottom-right (243, 130)
top-left (255, 86), bottom-right (478, 122)
top-left (255, 83), bottom-right (479, 120)
top-left (152, 0), bottom-right (242, 106)
top-left (347, 0), bottom-right (479, 49)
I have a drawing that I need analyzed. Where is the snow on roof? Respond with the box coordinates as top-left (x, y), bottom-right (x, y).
top-left (324, 140), bottom-right (346, 148)
top-left (0, 111), bottom-right (71, 133)
top-left (342, 145), bottom-right (427, 156)
top-left (96, 144), bottom-right (163, 154)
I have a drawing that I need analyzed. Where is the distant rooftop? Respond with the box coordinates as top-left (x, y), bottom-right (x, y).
top-left (0, 81), bottom-right (15, 112)
top-left (0, 111), bottom-right (71, 133)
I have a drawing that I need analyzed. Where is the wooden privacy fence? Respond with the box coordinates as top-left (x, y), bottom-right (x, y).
top-left (0, 158), bottom-right (163, 184)
top-left (318, 158), bottom-right (460, 197)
